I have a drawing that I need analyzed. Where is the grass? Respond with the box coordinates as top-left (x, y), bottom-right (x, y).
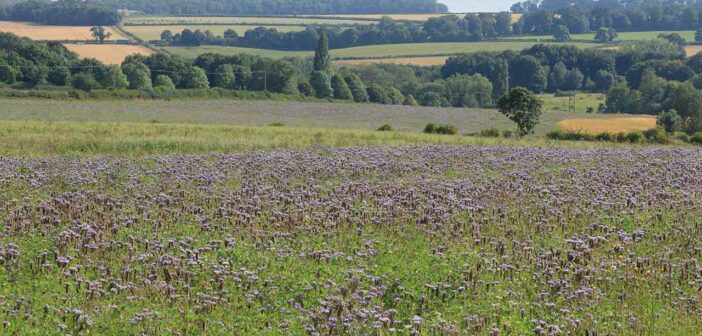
top-left (0, 95), bottom-right (638, 135)
top-left (123, 25), bottom-right (307, 41)
top-left (163, 41), bottom-right (601, 59)
top-left (506, 30), bottom-right (696, 42)
top-left (335, 56), bottom-right (449, 66)
top-left (123, 16), bottom-right (370, 26)
top-left (0, 120), bottom-right (619, 156)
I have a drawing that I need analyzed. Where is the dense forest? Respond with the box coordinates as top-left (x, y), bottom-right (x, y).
top-left (93, 0), bottom-right (448, 15)
top-left (511, 0), bottom-right (702, 12)
top-left (0, 0), bottom-right (121, 26)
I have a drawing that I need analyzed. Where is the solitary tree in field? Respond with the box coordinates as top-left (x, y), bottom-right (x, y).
top-left (594, 27), bottom-right (617, 43)
top-left (497, 87), bottom-right (543, 136)
top-left (313, 30), bottom-right (330, 72)
top-left (90, 26), bottom-right (112, 43)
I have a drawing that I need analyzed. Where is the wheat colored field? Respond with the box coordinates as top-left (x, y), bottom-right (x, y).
top-left (64, 44), bottom-right (154, 64)
top-left (557, 117), bottom-right (657, 133)
top-left (124, 24), bottom-right (306, 41)
top-left (685, 45), bottom-right (702, 56)
top-left (0, 21), bottom-right (125, 40)
top-left (336, 56), bottom-right (449, 66)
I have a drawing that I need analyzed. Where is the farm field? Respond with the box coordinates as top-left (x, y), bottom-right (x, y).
top-left (336, 56), bottom-right (448, 66)
top-left (64, 44), bottom-right (154, 64)
top-left (1, 145), bottom-right (700, 334)
top-left (164, 41), bottom-right (601, 59)
top-left (301, 13), bottom-right (523, 21)
top-left (0, 21), bottom-right (125, 41)
top-left (123, 16), bottom-right (369, 26)
top-left (123, 24), bottom-right (306, 41)
top-left (0, 96), bottom-right (647, 135)
top-left (557, 116), bottom-right (658, 133)
top-left (507, 30), bottom-right (696, 42)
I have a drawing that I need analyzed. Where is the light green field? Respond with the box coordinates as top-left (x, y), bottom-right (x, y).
top-left (124, 25), bottom-right (307, 41)
top-left (163, 41), bottom-right (601, 59)
top-left (539, 93), bottom-right (606, 113)
top-left (507, 30), bottom-right (696, 41)
top-left (124, 16), bottom-right (369, 26)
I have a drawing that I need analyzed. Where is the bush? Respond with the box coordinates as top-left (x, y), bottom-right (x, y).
top-left (595, 132), bottom-right (615, 142)
top-left (643, 127), bottom-right (670, 144)
top-left (480, 128), bottom-right (501, 137)
top-left (546, 130), bottom-right (594, 141)
top-left (502, 130), bottom-right (513, 138)
top-left (424, 123), bottom-right (457, 135)
top-left (690, 132), bottom-right (702, 145)
top-left (377, 124), bottom-right (393, 132)
top-left (71, 73), bottom-right (100, 92)
top-left (624, 131), bottom-right (644, 143)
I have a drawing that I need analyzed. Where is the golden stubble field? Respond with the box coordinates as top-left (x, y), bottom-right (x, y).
top-left (557, 117), bottom-right (658, 134)
top-left (0, 21), bottom-right (125, 40)
top-left (64, 44), bottom-right (154, 64)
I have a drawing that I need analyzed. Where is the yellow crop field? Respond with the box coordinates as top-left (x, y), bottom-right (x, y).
top-left (124, 25), bottom-right (306, 41)
top-left (557, 117), bottom-right (657, 134)
top-left (64, 44), bottom-right (154, 64)
top-left (0, 21), bottom-right (125, 41)
top-left (685, 45), bottom-right (702, 56)
top-left (336, 56), bottom-right (448, 66)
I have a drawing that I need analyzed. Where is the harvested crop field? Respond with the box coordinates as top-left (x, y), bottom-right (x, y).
top-left (336, 56), bottom-right (448, 66)
top-left (557, 116), bottom-right (657, 133)
top-left (0, 21), bottom-right (125, 41)
top-left (124, 25), bottom-right (306, 41)
top-left (64, 44), bottom-right (154, 64)
top-left (686, 45), bottom-right (702, 56)
top-left (1, 146), bottom-right (701, 334)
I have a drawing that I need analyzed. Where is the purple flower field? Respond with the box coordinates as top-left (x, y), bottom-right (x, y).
top-left (0, 146), bottom-right (701, 334)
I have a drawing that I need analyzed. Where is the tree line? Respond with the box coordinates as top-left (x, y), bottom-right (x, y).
top-left (0, 0), bottom-right (121, 26)
top-left (93, 0), bottom-right (447, 16)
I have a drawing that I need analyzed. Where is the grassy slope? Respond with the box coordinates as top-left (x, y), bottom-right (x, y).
top-left (0, 94), bottom-right (613, 135)
top-left (163, 41), bottom-right (601, 59)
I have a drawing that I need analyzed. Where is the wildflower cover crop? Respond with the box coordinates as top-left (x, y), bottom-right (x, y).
top-left (0, 146), bottom-right (701, 335)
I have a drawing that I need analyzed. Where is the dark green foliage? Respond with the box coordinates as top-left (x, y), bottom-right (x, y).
top-left (444, 74), bottom-right (493, 107)
top-left (331, 74), bottom-right (352, 100)
top-left (47, 67), bottom-right (71, 86)
top-left (387, 88), bottom-right (404, 105)
top-left (658, 110), bottom-right (683, 133)
top-left (424, 123), bottom-right (458, 135)
top-left (122, 62), bottom-right (152, 90)
top-left (310, 71), bottom-right (332, 98)
top-left (212, 64), bottom-right (235, 89)
top-left (0, 63), bottom-right (18, 84)
top-left (497, 87), bottom-right (543, 136)
top-left (643, 127), bottom-right (670, 144)
top-left (658, 33), bottom-right (687, 47)
top-left (553, 25), bottom-right (570, 42)
top-left (313, 31), bottom-right (330, 72)
top-left (509, 56), bottom-right (547, 93)
top-left (367, 84), bottom-right (390, 104)
top-left (690, 132), bottom-right (702, 145)
top-left (71, 73), bottom-right (100, 92)
top-left (480, 128), bottom-right (500, 137)
top-left (297, 81), bottom-right (315, 97)
top-left (345, 74), bottom-right (368, 102)
top-left (442, 53), bottom-right (509, 98)
top-left (594, 27), bottom-right (617, 43)
top-left (377, 124), bottom-right (393, 132)
top-left (403, 95), bottom-right (418, 106)
top-left (4, 0), bottom-right (121, 26)
top-left (154, 74), bottom-right (176, 90)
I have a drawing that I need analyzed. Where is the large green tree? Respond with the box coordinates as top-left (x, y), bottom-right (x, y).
top-left (497, 87), bottom-right (543, 136)
top-left (313, 31), bottom-right (330, 72)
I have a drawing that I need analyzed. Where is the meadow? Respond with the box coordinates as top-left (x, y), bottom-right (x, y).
top-left (301, 13), bottom-right (524, 22)
top-left (123, 16), bottom-right (370, 26)
top-left (0, 21), bottom-right (125, 41)
top-left (507, 30), bottom-right (696, 42)
top-left (163, 41), bottom-right (601, 60)
top-left (0, 145), bottom-right (700, 335)
top-left (335, 56), bottom-right (449, 66)
top-left (124, 25), bottom-right (306, 41)
top-left (0, 96), bottom-right (638, 135)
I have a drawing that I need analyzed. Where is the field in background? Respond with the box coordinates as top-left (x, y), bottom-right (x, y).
top-left (164, 41), bottom-right (601, 59)
top-left (300, 13), bottom-right (523, 22)
top-left (0, 96), bottom-right (647, 135)
top-left (336, 56), bottom-right (448, 66)
top-left (64, 44), bottom-right (154, 64)
top-left (123, 16), bottom-right (369, 26)
top-left (508, 30), bottom-right (696, 42)
top-left (0, 21), bottom-right (125, 40)
top-left (124, 24), bottom-right (306, 41)
top-left (557, 117), bottom-right (658, 133)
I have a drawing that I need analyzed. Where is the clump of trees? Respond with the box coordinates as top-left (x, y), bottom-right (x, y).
top-left (0, 0), bottom-right (121, 26)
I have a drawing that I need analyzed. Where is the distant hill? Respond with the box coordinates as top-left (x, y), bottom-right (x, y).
top-left (93, 0), bottom-right (449, 15)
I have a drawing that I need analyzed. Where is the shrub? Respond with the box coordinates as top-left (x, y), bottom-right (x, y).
top-left (546, 129), bottom-right (566, 140)
top-left (643, 127), bottom-right (670, 144)
top-left (377, 124), bottom-right (393, 132)
top-left (502, 130), bottom-right (513, 138)
top-left (424, 123), bottom-right (458, 135)
top-left (624, 131), bottom-right (644, 143)
top-left (480, 128), bottom-right (501, 137)
top-left (310, 71), bottom-right (332, 98)
top-left (403, 95), bottom-right (419, 106)
top-left (657, 110), bottom-right (683, 133)
top-left (367, 84), bottom-right (390, 104)
top-left (71, 73), bottom-right (100, 92)
top-left (331, 74), bottom-right (353, 100)
top-left (154, 75), bottom-right (176, 90)
top-left (595, 132), bottom-right (615, 142)
top-left (424, 123), bottom-right (436, 134)
top-left (690, 132), bottom-right (702, 145)
top-left (297, 81), bottom-right (315, 97)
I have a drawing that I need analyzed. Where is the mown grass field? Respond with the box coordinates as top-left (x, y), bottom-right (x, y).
top-left (123, 16), bottom-right (369, 26)
top-left (124, 25), bottom-right (306, 41)
top-left (163, 41), bottom-right (601, 60)
top-left (0, 21), bottom-right (125, 40)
